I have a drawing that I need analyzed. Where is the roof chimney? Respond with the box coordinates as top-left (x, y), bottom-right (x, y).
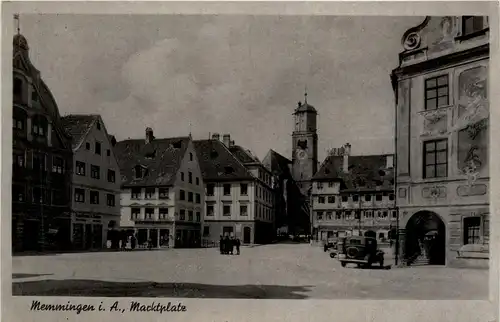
top-left (230, 140), bottom-right (235, 147)
top-left (343, 143), bottom-right (351, 173)
top-left (212, 133), bottom-right (220, 141)
top-left (386, 155), bottom-right (394, 169)
top-left (145, 127), bottom-right (154, 144)
top-left (223, 134), bottom-right (230, 147)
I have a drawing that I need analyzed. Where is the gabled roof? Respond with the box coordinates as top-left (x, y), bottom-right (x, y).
top-left (114, 136), bottom-right (190, 187)
top-left (262, 149), bottom-right (292, 177)
top-left (193, 139), bottom-right (254, 182)
top-left (313, 154), bottom-right (394, 191)
top-left (228, 145), bottom-right (260, 164)
top-left (60, 114), bottom-right (99, 150)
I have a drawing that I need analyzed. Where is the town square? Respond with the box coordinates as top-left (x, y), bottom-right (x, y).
top-left (10, 12), bottom-right (490, 300)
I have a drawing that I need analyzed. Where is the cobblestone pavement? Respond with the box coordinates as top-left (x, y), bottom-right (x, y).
top-left (12, 244), bottom-right (488, 299)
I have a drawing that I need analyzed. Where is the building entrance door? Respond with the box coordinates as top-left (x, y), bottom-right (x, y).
top-left (243, 227), bottom-right (251, 244)
top-left (405, 211), bottom-right (446, 265)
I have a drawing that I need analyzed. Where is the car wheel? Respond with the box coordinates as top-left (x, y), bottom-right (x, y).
top-left (341, 262), bottom-right (346, 267)
top-left (330, 253), bottom-right (336, 258)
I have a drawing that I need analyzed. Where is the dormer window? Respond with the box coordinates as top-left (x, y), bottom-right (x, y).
top-left (224, 166), bottom-right (234, 174)
top-left (135, 165), bottom-right (147, 179)
top-left (462, 16), bottom-right (485, 36)
top-left (96, 121), bottom-right (101, 130)
top-left (189, 152), bottom-right (193, 161)
top-left (172, 140), bottom-right (182, 149)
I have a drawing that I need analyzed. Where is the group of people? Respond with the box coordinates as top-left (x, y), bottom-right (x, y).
top-left (219, 235), bottom-right (241, 255)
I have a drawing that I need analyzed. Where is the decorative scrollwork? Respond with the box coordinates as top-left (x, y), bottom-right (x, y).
top-left (403, 32), bottom-right (421, 51)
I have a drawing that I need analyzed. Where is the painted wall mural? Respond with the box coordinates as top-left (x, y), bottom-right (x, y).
top-left (421, 108), bottom-right (448, 137)
top-left (397, 80), bottom-right (410, 176)
top-left (454, 66), bottom-right (489, 184)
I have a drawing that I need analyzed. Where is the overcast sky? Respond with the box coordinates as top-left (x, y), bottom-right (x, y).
top-left (18, 14), bottom-right (423, 161)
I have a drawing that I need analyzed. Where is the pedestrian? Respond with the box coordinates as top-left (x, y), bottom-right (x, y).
top-left (131, 234), bottom-right (137, 250)
top-left (229, 236), bottom-right (235, 255)
top-left (236, 238), bottom-right (241, 255)
top-left (219, 235), bottom-right (224, 254)
top-left (224, 235), bottom-right (230, 254)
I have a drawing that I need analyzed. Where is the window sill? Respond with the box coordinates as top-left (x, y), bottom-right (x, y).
top-left (455, 28), bottom-right (489, 42)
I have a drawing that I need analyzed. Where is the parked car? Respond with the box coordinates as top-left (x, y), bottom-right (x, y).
top-left (338, 236), bottom-right (385, 268)
top-left (323, 238), bottom-right (337, 252)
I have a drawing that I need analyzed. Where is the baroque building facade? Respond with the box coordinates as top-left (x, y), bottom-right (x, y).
top-left (391, 16), bottom-right (489, 267)
top-left (12, 30), bottom-right (74, 252)
top-left (115, 129), bottom-right (205, 248)
top-left (311, 144), bottom-right (396, 242)
top-left (194, 134), bottom-right (275, 245)
top-left (61, 115), bottom-right (121, 250)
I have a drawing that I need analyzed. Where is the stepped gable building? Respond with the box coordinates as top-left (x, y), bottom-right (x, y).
top-left (12, 24), bottom-right (74, 252)
top-left (391, 16), bottom-right (489, 267)
top-left (262, 149), bottom-right (310, 235)
top-left (311, 144), bottom-right (396, 242)
top-left (61, 115), bottom-right (121, 250)
top-left (194, 134), bottom-right (275, 244)
top-left (114, 128), bottom-right (204, 248)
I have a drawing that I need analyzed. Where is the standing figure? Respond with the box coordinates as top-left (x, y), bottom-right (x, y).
top-left (224, 235), bottom-right (230, 254)
top-left (236, 238), bottom-right (241, 255)
top-left (229, 236), bottom-right (235, 255)
top-left (219, 235), bottom-right (224, 254)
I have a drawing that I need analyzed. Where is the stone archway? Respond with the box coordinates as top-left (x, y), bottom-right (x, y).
top-left (405, 211), bottom-right (446, 265)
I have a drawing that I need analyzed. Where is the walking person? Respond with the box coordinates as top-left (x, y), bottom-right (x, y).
top-left (224, 235), bottom-right (230, 254)
top-left (229, 236), bottom-right (235, 255)
top-left (236, 238), bottom-right (241, 255)
top-left (219, 235), bottom-right (224, 254)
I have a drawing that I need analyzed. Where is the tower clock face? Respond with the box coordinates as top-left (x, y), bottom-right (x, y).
top-left (296, 148), bottom-right (307, 160)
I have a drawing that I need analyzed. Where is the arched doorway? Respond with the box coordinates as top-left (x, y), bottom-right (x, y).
top-left (243, 227), bottom-right (251, 244)
top-left (405, 211), bottom-right (446, 265)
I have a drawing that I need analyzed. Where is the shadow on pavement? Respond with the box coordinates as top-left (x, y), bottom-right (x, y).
top-left (13, 280), bottom-right (313, 299)
top-left (12, 273), bottom-right (53, 279)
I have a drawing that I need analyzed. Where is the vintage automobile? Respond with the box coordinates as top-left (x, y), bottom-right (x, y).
top-left (323, 238), bottom-right (337, 252)
top-left (338, 236), bottom-right (385, 268)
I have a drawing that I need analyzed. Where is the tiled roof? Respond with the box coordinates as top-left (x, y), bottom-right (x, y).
top-left (61, 114), bottom-right (99, 150)
top-left (228, 145), bottom-right (260, 164)
top-left (193, 140), bottom-right (254, 182)
top-left (313, 154), bottom-right (394, 191)
top-left (262, 149), bottom-right (292, 177)
top-left (114, 137), bottom-right (190, 187)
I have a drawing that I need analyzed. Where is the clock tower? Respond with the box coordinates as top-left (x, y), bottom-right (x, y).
top-left (292, 92), bottom-right (318, 195)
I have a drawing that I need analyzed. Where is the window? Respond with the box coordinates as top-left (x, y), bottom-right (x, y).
top-left (131, 208), bottom-right (140, 220)
top-left (196, 212), bottom-right (201, 222)
top-left (462, 16), bottom-right (485, 36)
top-left (365, 195), bottom-right (372, 202)
top-left (189, 152), bottom-right (193, 161)
top-left (31, 117), bottom-right (47, 137)
top-left (345, 211), bottom-right (353, 220)
top-left (377, 211), bottom-right (383, 218)
top-left (203, 226), bottom-right (210, 237)
top-left (159, 188), bottom-right (169, 199)
top-left (32, 187), bottom-right (47, 204)
top-left (424, 139), bottom-right (448, 178)
top-left (180, 209), bottom-right (186, 220)
top-left (14, 77), bottom-right (23, 100)
top-left (317, 211), bottom-right (324, 221)
top-left (188, 211), bottom-right (193, 221)
top-left (145, 188), bottom-right (155, 199)
top-left (326, 211), bottom-right (333, 220)
top-left (196, 177), bottom-right (200, 185)
top-left (240, 205), bottom-right (248, 216)
top-left (207, 205), bottom-right (214, 216)
top-left (375, 194), bottom-right (383, 201)
top-left (134, 165), bottom-right (145, 179)
top-left (317, 182), bottom-right (323, 189)
top-left (131, 188), bottom-right (141, 199)
top-left (107, 149), bottom-right (111, 157)
top-left (355, 211), bottom-right (360, 220)
top-left (76, 161), bottom-right (86, 175)
top-left (96, 122), bottom-right (101, 130)
top-left (51, 157), bottom-right (64, 174)
top-left (328, 196), bottom-right (335, 204)
top-left (425, 75), bottom-right (449, 110)
top-left (195, 193), bottom-right (201, 204)
top-left (223, 205), bottom-right (231, 216)
top-left (90, 165), bottom-right (100, 179)
top-left (223, 184), bottom-right (231, 196)
top-left (341, 196), bottom-right (348, 202)
top-left (383, 211), bottom-right (388, 218)
top-left (222, 226), bottom-right (234, 237)
top-left (392, 210), bottom-right (397, 219)
top-left (75, 188), bottom-right (85, 203)
top-left (389, 193), bottom-right (395, 201)
top-left (352, 195), bottom-right (359, 202)
top-left (107, 169), bottom-right (116, 183)
top-left (180, 190), bottom-right (185, 201)
top-left (95, 142), bottom-right (101, 155)
top-left (207, 184), bottom-right (215, 196)
top-left (464, 217), bottom-right (481, 245)
top-left (318, 196), bottom-right (325, 204)
top-left (188, 172), bottom-right (193, 184)
top-left (13, 117), bottom-right (25, 130)
top-left (106, 194), bottom-right (115, 207)
top-left (13, 185), bottom-right (25, 202)
top-left (240, 183), bottom-right (248, 195)
top-left (188, 192), bottom-right (193, 202)
top-left (31, 89), bottom-right (39, 104)
top-left (145, 208), bottom-right (154, 220)
top-left (328, 182), bottom-right (335, 188)
top-left (335, 212), bottom-right (342, 220)
top-left (159, 208), bottom-right (169, 220)
top-left (86, 142), bottom-right (91, 150)
top-left (13, 152), bottom-right (25, 168)
top-left (379, 233), bottom-right (385, 240)
top-left (90, 191), bottom-right (99, 204)
top-left (32, 153), bottom-right (45, 171)
top-left (181, 172), bottom-right (185, 181)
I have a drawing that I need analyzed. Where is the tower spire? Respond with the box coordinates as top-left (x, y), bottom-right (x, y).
top-left (14, 14), bottom-right (20, 35)
top-left (304, 86), bottom-right (308, 105)
top-left (188, 121), bottom-right (192, 138)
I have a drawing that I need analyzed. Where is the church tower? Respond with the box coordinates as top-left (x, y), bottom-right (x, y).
top-left (291, 91), bottom-right (318, 195)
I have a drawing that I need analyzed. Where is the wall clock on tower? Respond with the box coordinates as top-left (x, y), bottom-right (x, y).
top-left (296, 148), bottom-right (307, 160)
